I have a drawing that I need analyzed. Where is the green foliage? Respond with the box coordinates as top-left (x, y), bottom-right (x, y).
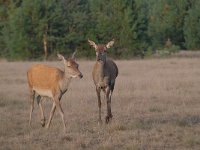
top-left (184, 1), bottom-right (200, 50)
top-left (0, 0), bottom-right (200, 60)
top-left (88, 0), bottom-right (134, 57)
top-left (148, 0), bottom-right (188, 50)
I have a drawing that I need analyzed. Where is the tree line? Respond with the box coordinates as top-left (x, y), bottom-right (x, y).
top-left (0, 0), bottom-right (200, 60)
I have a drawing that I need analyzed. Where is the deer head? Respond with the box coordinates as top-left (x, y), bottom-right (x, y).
top-left (57, 51), bottom-right (83, 78)
top-left (88, 39), bottom-right (114, 63)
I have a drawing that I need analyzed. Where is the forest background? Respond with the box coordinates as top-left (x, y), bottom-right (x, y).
top-left (0, 0), bottom-right (200, 60)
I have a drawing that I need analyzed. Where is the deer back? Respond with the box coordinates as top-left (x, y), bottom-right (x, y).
top-left (27, 64), bottom-right (64, 94)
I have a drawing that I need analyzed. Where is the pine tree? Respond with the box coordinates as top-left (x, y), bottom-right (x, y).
top-left (184, 0), bottom-right (200, 50)
top-left (0, 0), bottom-right (11, 58)
top-left (88, 0), bottom-right (138, 58)
top-left (60, 0), bottom-right (90, 56)
top-left (148, 0), bottom-right (188, 50)
top-left (2, 0), bottom-right (69, 60)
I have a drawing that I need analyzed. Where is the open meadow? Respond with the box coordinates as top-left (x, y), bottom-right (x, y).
top-left (1, 58), bottom-right (200, 150)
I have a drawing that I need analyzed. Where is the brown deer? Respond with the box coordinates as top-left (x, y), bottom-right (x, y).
top-left (88, 39), bottom-right (118, 124)
top-left (27, 51), bottom-right (83, 132)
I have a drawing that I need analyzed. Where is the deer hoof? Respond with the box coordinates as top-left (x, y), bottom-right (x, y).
top-left (105, 116), bottom-right (110, 124)
top-left (105, 116), bottom-right (109, 124)
top-left (41, 119), bottom-right (45, 127)
top-left (105, 115), bottom-right (113, 124)
top-left (98, 119), bottom-right (103, 125)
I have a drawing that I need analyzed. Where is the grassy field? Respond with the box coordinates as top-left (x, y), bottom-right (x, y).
top-left (1, 58), bottom-right (200, 150)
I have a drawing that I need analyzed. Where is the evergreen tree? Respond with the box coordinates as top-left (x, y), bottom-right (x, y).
top-left (1, 0), bottom-right (69, 60)
top-left (184, 0), bottom-right (200, 50)
top-left (0, 0), bottom-right (11, 57)
top-left (88, 0), bottom-right (137, 58)
top-left (0, 0), bottom-right (200, 60)
top-left (148, 0), bottom-right (188, 50)
top-left (60, 0), bottom-right (90, 57)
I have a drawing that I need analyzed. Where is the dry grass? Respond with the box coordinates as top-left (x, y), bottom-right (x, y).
top-left (1, 58), bottom-right (200, 150)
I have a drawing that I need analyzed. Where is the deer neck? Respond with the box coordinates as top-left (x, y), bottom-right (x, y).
top-left (96, 61), bottom-right (105, 83)
top-left (59, 70), bottom-right (72, 94)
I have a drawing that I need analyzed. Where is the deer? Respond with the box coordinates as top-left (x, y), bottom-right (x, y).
top-left (27, 51), bottom-right (83, 132)
top-left (88, 39), bottom-right (118, 124)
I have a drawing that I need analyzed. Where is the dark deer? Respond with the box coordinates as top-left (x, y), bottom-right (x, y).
top-left (88, 39), bottom-right (118, 124)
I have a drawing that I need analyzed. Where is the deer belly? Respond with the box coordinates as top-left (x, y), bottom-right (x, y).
top-left (33, 87), bottom-right (53, 98)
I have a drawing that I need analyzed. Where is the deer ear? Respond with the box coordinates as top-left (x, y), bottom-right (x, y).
top-left (67, 61), bottom-right (71, 67)
top-left (88, 39), bottom-right (97, 49)
top-left (57, 53), bottom-right (66, 64)
top-left (71, 50), bottom-right (77, 60)
top-left (106, 39), bottom-right (114, 48)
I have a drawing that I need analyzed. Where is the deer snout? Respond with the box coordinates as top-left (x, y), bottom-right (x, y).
top-left (79, 73), bottom-right (83, 79)
top-left (98, 82), bottom-right (107, 89)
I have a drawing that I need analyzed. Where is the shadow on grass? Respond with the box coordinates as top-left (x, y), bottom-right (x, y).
top-left (175, 115), bottom-right (200, 127)
top-left (133, 114), bottom-right (200, 130)
top-left (0, 98), bottom-right (25, 109)
top-left (0, 101), bottom-right (6, 107)
top-left (132, 118), bottom-right (168, 130)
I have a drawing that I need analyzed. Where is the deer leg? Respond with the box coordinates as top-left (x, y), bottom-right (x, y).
top-left (36, 96), bottom-right (45, 127)
top-left (105, 87), bottom-right (112, 124)
top-left (96, 87), bottom-right (102, 124)
top-left (29, 90), bottom-right (35, 127)
top-left (46, 102), bottom-right (56, 129)
top-left (109, 91), bottom-right (113, 118)
top-left (55, 99), bottom-right (66, 133)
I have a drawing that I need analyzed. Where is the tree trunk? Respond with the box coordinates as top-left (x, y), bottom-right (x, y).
top-left (43, 33), bottom-right (47, 61)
